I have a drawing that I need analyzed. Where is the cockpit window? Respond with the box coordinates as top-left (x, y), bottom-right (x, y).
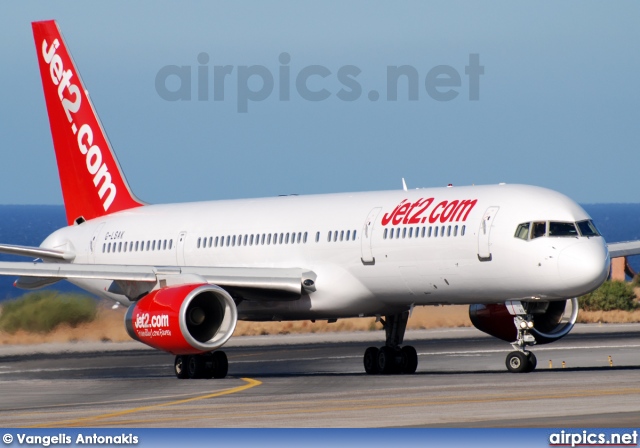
top-left (549, 222), bottom-right (578, 237)
top-left (514, 222), bottom-right (530, 240)
top-left (577, 220), bottom-right (600, 237)
top-left (531, 221), bottom-right (546, 239)
top-left (516, 219), bottom-right (599, 241)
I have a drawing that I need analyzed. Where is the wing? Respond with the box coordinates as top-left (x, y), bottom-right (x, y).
top-left (0, 259), bottom-right (315, 301)
top-left (608, 240), bottom-right (640, 258)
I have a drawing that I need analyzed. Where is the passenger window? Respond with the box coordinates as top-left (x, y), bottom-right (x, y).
top-left (152, 241), bottom-right (156, 251)
top-left (461, 225), bottom-right (466, 236)
top-left (434, 227), bottom-right (438, 237)
top-left (123, 242), bottom-right (127, 252)
top-left (428, 227), bottom-right (432, 237)
top-left (135, 241), bottom-right (139, 251)
top-left (303, 232), bottom-right (308, 243)
top-left (340, 231), bottom-right (344, 241)
top-left (532, 222), bottom-right (546, 239)
top-left (549, 222), bottom-right (578, 237)
top-left (577, 220), bottom-right (600, 237)
top-left (447, 226), bottom-right (451, 237)
top-left (243, 235), bottom-right (248, 246)
top-left (353, 230), bottom-right (357, 240)
top-left (408, 228), bottom-right (413, 238)
top-left (197, 237), bottom-right (201, 249)
top-left (514, 223), bottom-right (530, 240)
top-left (346, 230), bottom-right (351, 241)
top-left (441, 226), bottom-right (445, 237)
top-left (454, 225), bottom-right (458, 237)
top-left (164, 240), bottom-right (168, 250)
top-left (315, 232), bottom-right (320, 243)
top-left (402, 228), bottom-right (407, 239)
top-left (383, 229), bottom-right (388, 239)
top-left (279, 233), bottom-right (284, 244)
top-left (102, 243), bottom-right (105, 253)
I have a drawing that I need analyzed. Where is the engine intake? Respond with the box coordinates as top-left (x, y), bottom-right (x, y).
top-left (125, 283), bottom-right (237, 355)
top-left (469, 298), bottom-right (578, 344)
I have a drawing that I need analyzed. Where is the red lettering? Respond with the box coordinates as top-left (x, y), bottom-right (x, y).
top-left (402, 198), bottom-right (422, 224)
top-left (429, 201), bottom-right (448, 224)
top-left (452, 199), bottom-right (478, 222)
top-left (407, 197), bottom-right (434, 224)
top-left (381, 199), bottom-right (407, 226)
top-left (440, 200), bottom-right (459, 223)
top-left (393, 203), bottom-right (411, 225)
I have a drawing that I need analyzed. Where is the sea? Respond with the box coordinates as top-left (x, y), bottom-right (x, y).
top-left (0, 204), bottom-right (639, 302)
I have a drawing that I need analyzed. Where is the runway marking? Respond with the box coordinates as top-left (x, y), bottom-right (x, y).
top-left (28, 377), bottom-right (262, 428)
top-left (226, 343), bottom-right (640, 364)
top-left (78, 386), bottom-right (640, 427)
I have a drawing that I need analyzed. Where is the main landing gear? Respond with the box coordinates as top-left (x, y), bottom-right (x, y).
top-left (505, 312), bottom-right (537, 373)
top-left (363, 311), bottom-right (418, 375)
top-left (174, 351), bottom-right (228, 379)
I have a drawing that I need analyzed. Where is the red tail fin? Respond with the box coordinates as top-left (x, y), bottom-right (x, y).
top-left (32, 20), bottom-right (143, 225)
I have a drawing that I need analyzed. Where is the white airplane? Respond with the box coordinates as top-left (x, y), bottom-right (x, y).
top-left (2, 20), bottom-right (638, 379)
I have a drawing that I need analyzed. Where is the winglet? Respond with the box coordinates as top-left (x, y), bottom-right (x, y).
top-left (32, 20), bottom-right (143, 225)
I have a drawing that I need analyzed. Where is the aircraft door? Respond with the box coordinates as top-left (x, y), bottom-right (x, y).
top-left (361, 207), bottom-right (382, 265)
top-left (177, 231), bottom-right (187, 266)
top-left (478, 206), bottom-right (499, 261)
top-left (90, 223), bottom-right (105, 262)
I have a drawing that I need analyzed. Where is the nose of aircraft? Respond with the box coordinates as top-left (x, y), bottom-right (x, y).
top-left (558, 239), bottom-right (610, 295)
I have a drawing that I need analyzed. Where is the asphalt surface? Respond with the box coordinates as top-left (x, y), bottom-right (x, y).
top-left (1, 324), bottom-right (640, 427)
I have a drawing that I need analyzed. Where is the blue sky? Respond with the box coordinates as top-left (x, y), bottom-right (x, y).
top-left (1, 1), bottom-right (639, 205)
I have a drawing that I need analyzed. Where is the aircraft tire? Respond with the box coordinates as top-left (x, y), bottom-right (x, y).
top-left (211, 351), bottom-right (228, 379)
top-left (505, 351), bottom-right (529, 373)
top-left (525, 352), bottom-right (537, 372)
top-left (363, 347), bottom-right (380, 374)
top-left (174, 355), bottom-right (190, 379)
top-left (188, 355), bottom-right (206, 379)
top-left (401, 345), bottom-right (418, 374)
top-left (377, 346), bottom-right (395, 374)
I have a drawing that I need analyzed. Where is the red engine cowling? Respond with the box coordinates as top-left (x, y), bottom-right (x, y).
top-left (468, 298), bottom-right (578, 344)
top-left (125, 283), bottom-right (238, 355)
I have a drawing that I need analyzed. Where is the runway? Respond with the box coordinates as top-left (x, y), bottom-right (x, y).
top-left (1, 324), bottom-right (640, 427)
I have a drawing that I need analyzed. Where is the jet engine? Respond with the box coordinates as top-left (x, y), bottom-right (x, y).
top-left (125, 283), bottom-right (238, 355)
top-left (469, 298), bottom-right (578, 344)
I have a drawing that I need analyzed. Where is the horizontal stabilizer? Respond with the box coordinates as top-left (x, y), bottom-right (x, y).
top-left (0, 244), bottom-right (75, 261)
top-left (608, 240), bottom-right (640, 258)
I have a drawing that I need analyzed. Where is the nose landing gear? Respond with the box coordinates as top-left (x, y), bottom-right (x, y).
top-left (505, 310), bottom-right (538, 373)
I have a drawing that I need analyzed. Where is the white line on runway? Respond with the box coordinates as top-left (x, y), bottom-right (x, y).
top-left (3, 342), bottom-right (639, 374)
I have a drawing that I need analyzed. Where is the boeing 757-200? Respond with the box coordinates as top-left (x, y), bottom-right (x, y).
top-left (1, 20), bottom-right (638, 379)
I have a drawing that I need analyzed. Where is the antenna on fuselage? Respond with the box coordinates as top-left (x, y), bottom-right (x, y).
top-left (402, 178), bottom-right (408, 191)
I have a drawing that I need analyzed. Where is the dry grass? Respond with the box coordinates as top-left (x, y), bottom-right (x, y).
top-left (578, 310), bottom-right (640, 324)
top-left (1, 302), bottom-right (639, 346)
top-left (234, 305), bottom-right (473, 336)
top-left (0, 304), bottom-right (472, 345)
